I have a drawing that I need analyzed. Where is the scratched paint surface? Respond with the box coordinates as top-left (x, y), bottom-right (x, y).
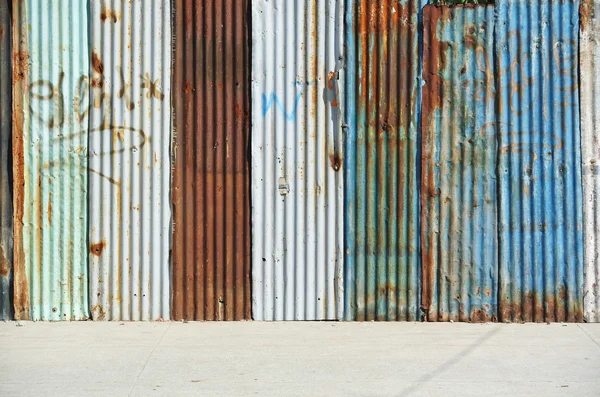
top-left (89, 0), bottom-right (172, 321)
top-left (580, 0), bottom-right (600, 323)
top-left (422, 5), bottom-right (498, 322)
top-left (344, 0), bottom-right (421, 321)
top-left (251, 0), bottom-right (344, 320)
top-left (0, 0), bottom-right (12, 320)
top-left (497, 0), bottom-right (583, 322)
top-left (14, 0), bottom-right (89, 320)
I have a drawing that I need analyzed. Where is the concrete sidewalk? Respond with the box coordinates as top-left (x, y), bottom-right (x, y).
top-left (1, 322), bottom-right (599, 397)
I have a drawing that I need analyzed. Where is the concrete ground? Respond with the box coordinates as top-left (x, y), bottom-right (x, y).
top-left (1, 322), bottom-right (599, 397)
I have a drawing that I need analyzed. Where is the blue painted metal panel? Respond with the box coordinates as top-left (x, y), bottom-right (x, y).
top-left (344, 0), bottom-right (421, 320)
top-left (496, 0), bottom-right (583, 322)
top-left (422, 4), bottom-right (498, 322)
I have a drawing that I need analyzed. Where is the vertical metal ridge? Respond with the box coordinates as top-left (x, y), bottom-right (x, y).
top-left (12, 0), bottom-right (29, 320)
top-left (581, 0), bottom-right (600, 322)
top-left (0, 0), bottom-right (10, 319)
top-left (251, 0), bottom-right (344, 320)
top-left (497, 0), bottom-right (583, 323)
top-left (344, 0), bottom-right (420, 321)
top-left (89, 0), bottom-right (172, 321)
top-left (173, 0), bottom-right (251, 321)
top-left (12, 0), bottom-right (89, 321)
top-left (0, 0), bottom-right (12, 320)
top-left (422, 4), bottom-right (498, 323)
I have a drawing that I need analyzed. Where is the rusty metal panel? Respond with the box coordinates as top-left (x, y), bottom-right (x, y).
top-left (89, 0), bottom-right (172, 321)
top-left (344, 0), bottom-right (420, 320)
top-left (581, 0), bottom-right (600, 323)
top-left (13, 0), bottom-right (89, 320)
top-left (497, 0), bottom-right (584, 322)
top-left (421, 4), bottom-right (498, 322)
top-left (172, 0), bottom-right (251, 321)
top-left (0, 0), bottom-right (12, 320)
top-left (251, 0), bottom-right (344, 320)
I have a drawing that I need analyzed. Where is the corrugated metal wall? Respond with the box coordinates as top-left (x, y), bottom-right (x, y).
top-left (251, 0), bottom-right (344, 320)
top-left (172, 0), bottom-right (251, 321)
top-left (0, 0), bottom-right (12, 320)
top-left (344, 0), bottom-right (421, 321)
top-left (422, 4), bottom-right (498, 322)
top-left (497, 0), bottom-right (584, 322)
top-left (13, 0), bottom-right (90, 321)
top-left (3, 0), bottom-right (596, 323)
top-left (581, 0), bottom-right (600, 323)
top-left (89, 0), bottom-right (172, 321)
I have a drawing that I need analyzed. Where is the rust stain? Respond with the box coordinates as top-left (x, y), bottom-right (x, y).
top-left (421, 5), bottom-right (447, 314)
top-left (90, 241), bottom-right (106, 257)
top-left (329, 152), bottom-right (342, 172)
top-left (499, 287), bottom-right (583, 323)
top-left (12, 11), bottom-right (30, 319)
top-left (47, 192), bottom-right (52, 224)
top-left (358, 1), bottom-right (402, 35)
top-left (91, 51), bottom-right (104, 75)
top-left (92, 77), bottom-right (103, 88)
top-left (13, 51), bottom-right (29, 82)
top-left (0, 245), bottom-right (9, 277)
top-left (91, 304), bottom-right (106, 321)
top-left (183, 80), bottom-right (194, 94)
top-left (100, 4), bottom-right (119, 23)
top-left (580, 0), bottom-right (593, 32)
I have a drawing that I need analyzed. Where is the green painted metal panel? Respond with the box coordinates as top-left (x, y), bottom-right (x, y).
top-left (14, 0), bottom-right (89, 320)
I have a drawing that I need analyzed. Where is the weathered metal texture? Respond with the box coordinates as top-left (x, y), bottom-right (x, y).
top-left (0, 0), bottom-right (12, 320)
top-left (251, 0), bottom-right (344, 320)
top-left (497, 0), bottom-right (584, 322)
top-left (344, 0), bottom-right (420, 320)
top-left (581, 0), bottom-right (600, 323)
top-left (89, 0), bottom-right (172, 321)
top-left (422, 5), bottom-right (498, 322)
top-left (13, 0), bottom-right (89, 320)
top-left (172, 0), bottom-right (251, 321)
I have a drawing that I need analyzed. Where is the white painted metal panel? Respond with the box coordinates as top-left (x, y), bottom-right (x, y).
top-left (581, 0), bottom-right (600, 323)
top-left (251, 0), bottom-right (344, 320)
top-left (88, 0), bottom-right (172, 321)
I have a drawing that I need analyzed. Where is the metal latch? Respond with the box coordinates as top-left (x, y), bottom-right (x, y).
top-left (278, 177), bottom-right (289, 196)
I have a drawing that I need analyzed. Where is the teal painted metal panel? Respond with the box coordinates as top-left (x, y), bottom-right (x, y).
top-left (344, 0), bottom-right (421, 321)
top-left (0, 0), bottom-right (12, 320)
top-left (496, 0), bottom-right (583, 322)
top-left (421, 4), bottom-right (498, 322)
top-left (15, 0), bottom-right (89, 320)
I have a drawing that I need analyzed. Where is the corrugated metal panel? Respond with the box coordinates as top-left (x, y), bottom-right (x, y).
top-left (344, 0), bottom-right (420, 320)
top-left (89, 0), bottom-right (172, 321)
top-left (581, 0), bottom-right (600, 323)
top-left (251, 0), bottom-right (344, 320)
top-left (421, 5), bottom-right (498, 322)
top-left (172, 0), bottom-right (251, 321)
top-left (497, 0), bottom-right (584, 322)
top-left (0, 0), bottom-right (12, 320)
top-left (13, 0), bottom-right (89, 320)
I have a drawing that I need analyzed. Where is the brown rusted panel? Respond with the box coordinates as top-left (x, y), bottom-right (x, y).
top-left (11, 0), bottom-right (29, 320)
top-left (172, 0), bottom-right (251, 320)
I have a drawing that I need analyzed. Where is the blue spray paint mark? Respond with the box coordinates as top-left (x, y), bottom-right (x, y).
top-left (261, 91), bottom-right (303, 121)
top-left (261, 81), bottom-right (318, 121)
